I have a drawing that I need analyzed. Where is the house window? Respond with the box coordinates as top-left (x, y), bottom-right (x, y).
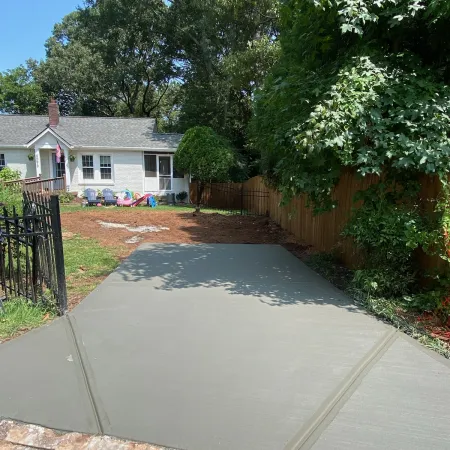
top-left (159, 156), bottom-right (172, 190)
top-left (100, 155), bottom-right (112, 180)
top-left (144, 155), bottom-right (157, 177)
top-left (0, 154), bottom-right (5, 171)
top-left (173, 165), bottom-right (184, 179)
top-left (52, 154), bottom-right (65, 178)
top-left (82, 155), bottom-right (94, 179)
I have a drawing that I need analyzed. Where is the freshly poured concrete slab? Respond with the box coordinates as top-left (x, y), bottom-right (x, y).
top-left (72, 244), bottom-right (388, 450)
top-left (0, 318), bottom-right (98, 434)
top-left (312, 336), bottom-right (450, 450)
top-left (75, 244), bottom-right (359, 313)
top-left (105, 244), bottom-right (330, 284)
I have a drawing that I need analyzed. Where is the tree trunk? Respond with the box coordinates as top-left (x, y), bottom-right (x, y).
top-left (196, 181), bottom-right (204, 213)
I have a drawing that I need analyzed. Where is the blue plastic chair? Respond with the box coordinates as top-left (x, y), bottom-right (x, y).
top-left (85, 189), bottom-right (98, 206)
top-left (102, 189), bottom-right (117, 206)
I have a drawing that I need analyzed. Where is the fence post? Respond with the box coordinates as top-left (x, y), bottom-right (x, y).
top-left (50, 195), bottom-right (67, 315)
top-left (240, 184), bottom-right (244, 216)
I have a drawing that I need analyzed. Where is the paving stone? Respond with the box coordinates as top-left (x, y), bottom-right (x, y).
top-left (0, 421), bottom-right (168, 450)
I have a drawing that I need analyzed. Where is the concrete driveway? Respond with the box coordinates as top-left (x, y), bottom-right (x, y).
top-left (1, 244), bottom-right (450, 450)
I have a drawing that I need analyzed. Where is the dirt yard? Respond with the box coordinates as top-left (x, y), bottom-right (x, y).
top-left (61, 207), bottom-right (297, 258)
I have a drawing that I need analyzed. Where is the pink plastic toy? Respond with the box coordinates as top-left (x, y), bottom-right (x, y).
top-left (117, 193), bottom-right (152, 207)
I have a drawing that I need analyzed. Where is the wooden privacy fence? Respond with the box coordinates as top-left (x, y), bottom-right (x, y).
top-left (191, 172), bottom-right (444, 268)
top-left (243, 173), bottom-right (380, 266)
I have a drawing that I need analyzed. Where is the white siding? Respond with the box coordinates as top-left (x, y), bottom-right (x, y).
top-left (71, 150), bottom-right (143, 195)
top-left (173, 177), bottom-right (190, 197)
top-left (0, 149), bottom-right (36, 178)
top-left (34, 133), bottom-right (59, 149)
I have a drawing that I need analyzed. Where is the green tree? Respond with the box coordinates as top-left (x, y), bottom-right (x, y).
top-left (250, 0), bottom-right (450, 208)
top-left (37, 1), bottom-right (173, 117)
top-left (0, 61), bottom-right (47, 114)
top-left (174, 126), bottom-right (236, 210)
top-left (167, 0), bottom-right (280, 170)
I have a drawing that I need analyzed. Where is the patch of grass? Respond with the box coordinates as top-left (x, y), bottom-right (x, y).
top-left (60, 203), bottom-right (235, 215)
top-left (0, 299), bottom-right (55, 341)
top-left (63, 234), bottom-right (120, 303)
top-left (60, 204), bottom-right (85, 213)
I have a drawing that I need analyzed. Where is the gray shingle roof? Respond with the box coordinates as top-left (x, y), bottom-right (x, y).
top-left (0, 115), bottom-right (182, 149)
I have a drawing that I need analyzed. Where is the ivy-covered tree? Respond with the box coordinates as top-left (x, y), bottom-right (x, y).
top-left (250, 0), bottom-right (450, 209)
top-left (174, 126), bottom-right (236, 210)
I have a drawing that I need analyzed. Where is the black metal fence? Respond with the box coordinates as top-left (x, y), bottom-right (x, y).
top-left (190, 182), bottom-right (270, 216)
top-left (0, 193), bottom-right (67, 315)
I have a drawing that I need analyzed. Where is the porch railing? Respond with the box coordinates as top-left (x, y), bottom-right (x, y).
top-left (4, 176), bottom-right (66, 194)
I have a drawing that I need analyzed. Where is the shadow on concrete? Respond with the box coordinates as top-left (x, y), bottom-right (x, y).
top-left (114, 244), bottom-right (360, 312)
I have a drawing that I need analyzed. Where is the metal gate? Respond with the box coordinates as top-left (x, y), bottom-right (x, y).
top-left (0, 193), bottom-right (67, 315)
top-left (190, 182), bottom-right (270, 216)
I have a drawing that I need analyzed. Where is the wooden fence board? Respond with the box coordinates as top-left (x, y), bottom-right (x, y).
top-left (190, 172), bottom-right (445, 270)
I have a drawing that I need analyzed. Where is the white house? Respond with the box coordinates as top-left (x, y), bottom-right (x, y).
top-left (0, 100), bottom-right (188, 196)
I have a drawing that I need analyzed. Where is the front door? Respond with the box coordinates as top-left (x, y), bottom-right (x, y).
top-left (52, 153), bottom-right (65, 178)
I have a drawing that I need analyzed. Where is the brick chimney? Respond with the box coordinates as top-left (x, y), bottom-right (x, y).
top-left (48, 98), bottom-right (59, 127)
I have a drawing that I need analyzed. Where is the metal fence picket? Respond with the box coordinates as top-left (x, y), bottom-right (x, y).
top-left (0, 192), bottom-right (67, 315)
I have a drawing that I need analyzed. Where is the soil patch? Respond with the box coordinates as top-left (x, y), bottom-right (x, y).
top-left (62, 209), bottom-right (295, 259)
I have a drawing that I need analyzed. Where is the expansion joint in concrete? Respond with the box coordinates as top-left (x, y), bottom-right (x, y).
top-left (284, 328), bottom-right (398, 450)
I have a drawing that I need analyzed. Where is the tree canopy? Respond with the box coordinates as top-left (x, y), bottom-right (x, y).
top-left (249, 0), bottom-right (450, 209)
top-left (0, 61), bottom-right (47, 114)
top-left (3, 0), bottom-right (450, 194)
top-left (1, 0), bottom-right (280, 175)
top-left (174, 126), bottom-right (236, 183)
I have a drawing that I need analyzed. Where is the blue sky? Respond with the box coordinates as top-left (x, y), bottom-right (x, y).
top-left (0, 0), bottom-right (81, 72)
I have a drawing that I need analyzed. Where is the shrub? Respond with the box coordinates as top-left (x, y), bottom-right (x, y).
top-left (175, 126), bottom-right (237, 210)
top-left (351, 268), bottom-right (416, 299)
top-left (59, 192), bottom-right (75, 204)
top-left (176, 191), bottom-right (188, 203)
top-left (0, 185), bottom-right (23, 215)
top-left (0, 167), bottom-right (21, 182)
top-left (343, 183), bottom-right (425, 297)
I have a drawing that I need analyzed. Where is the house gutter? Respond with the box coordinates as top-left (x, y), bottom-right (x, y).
top-left (74, 146), bottom-right (179, 152)
top-left (0, 145), bottom-right (179, 151)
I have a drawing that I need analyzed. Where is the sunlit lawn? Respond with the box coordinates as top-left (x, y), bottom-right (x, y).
top-left (60, 203), bottom-right (236, 215)
top-left (63, 235), bottom-right (120, 304)
top-left (0, 299), bottom-right (55, 342)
